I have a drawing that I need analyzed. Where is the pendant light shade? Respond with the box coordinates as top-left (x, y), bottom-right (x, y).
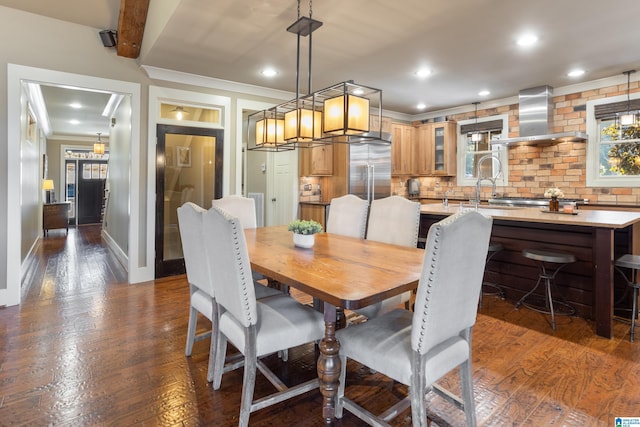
top-left (284, 108), bottom-right (322, 141)
top-left (94, 132), bottom-right (105, 155)
top-left (323, 94), bottom-right (370, 135)
top-left (620, 113), bottom-right (635, 126)
top-left (255, 117), bottom-right (285, 147)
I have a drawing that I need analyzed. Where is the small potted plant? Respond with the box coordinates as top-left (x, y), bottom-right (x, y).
top-left (287, 219), bottom-right (323, 248)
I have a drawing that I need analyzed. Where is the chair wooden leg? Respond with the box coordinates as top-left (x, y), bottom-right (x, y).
top-left (335, 354), bottom-right (347, 418)
top-left (206, 303), bottom-right (219, 383)
top-left (239, 326), bottom-right (258, 427)
top-left (460, 360), bottom-right (477, 427)
top-left (411, 352), bottom-right (427, 427)
top-left (460, 328), bottom-right (477, 427)
top-left (185, 306), bottom-right (198, 356)
top-left (212, 331), bottom-right (227, 390)
top-left (632, 287), bottom-right (638, 342)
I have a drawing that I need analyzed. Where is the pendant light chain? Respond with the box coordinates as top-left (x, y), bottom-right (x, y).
top-left (627, 70), bottom-right (631, 115)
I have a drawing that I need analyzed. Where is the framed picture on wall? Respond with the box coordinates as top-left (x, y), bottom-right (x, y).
top-left (43, 153), bottom-right (48, 179)
top-left (177, 146), bottom-right (191, 167)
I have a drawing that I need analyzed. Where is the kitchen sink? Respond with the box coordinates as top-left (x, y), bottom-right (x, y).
top-left (460, 203), bottom-right (524, 210)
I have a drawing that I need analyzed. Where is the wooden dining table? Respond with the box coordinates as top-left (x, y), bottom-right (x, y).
top-left (244, 226), bottom-right (425, 425)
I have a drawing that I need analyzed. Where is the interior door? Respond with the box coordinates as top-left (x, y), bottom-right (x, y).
top-left (77, 159), bottom-right (107, 224)
top-left (155, 124), bottom-right (223, 278)
top-left (267, 150), bottom-right (297, 226)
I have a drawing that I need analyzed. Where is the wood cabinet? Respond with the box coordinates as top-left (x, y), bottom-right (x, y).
top-left (299, 203), bottom-right (328, 229)
top-left (391, 123), bottom-right (415, 176)
top-left (414, 125), bottom-right (431, 175)
top-left (299, 145), bottom-right (333, 176)
top-left (43, 202), bottom-right (70, 236)
top-left (414, 121), bottom-right (457, 176)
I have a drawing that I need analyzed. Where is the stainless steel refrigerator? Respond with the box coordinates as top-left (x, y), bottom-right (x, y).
top-left (348, 141), bottom-right (391, 203)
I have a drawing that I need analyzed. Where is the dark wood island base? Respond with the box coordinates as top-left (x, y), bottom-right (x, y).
top-left (420, 204), bottom-right (640, 338)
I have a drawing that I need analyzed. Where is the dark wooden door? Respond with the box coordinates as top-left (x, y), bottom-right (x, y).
top-left (77, 160), bottom-right (106, 225)
top-left (155, 124), bottom-right (223, 278)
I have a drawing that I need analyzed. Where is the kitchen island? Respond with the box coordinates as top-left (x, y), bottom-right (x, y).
top-left (419, 203), bottom-right (640, 338)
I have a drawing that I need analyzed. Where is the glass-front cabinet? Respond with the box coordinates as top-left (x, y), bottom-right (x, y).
top-left (415, 121), bottom-right (456, 176)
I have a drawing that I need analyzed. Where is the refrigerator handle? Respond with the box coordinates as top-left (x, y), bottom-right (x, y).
top-left (365, 164), bottom-right (371, 204)
top-left (370, 164), bottom-right (375, 203)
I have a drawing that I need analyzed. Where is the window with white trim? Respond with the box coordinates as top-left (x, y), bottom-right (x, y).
top-left (586, 95), bottom-right (640, 187)
top-left (456, 114), bottom-right (509, 188)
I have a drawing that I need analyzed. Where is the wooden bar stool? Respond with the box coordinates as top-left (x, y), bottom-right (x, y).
top-left (614, 254), bottom-right (640, 342)
top-left (516, 248), bottom-right (576, 331)
top-left (479, 242), bottom-right (505, 308)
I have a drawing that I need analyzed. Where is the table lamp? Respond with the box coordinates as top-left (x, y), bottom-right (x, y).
top-left (43, 179), bottom-right (54, 204)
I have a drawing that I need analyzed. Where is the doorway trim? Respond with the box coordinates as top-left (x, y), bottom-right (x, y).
top-left (6, 64), bottom-right (141, 306)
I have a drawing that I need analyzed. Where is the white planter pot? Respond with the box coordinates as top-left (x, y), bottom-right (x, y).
top-left (293, 233), bottom-right (315, 249)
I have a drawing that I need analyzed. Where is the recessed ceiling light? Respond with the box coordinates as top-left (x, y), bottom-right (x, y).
top-left (478, 90), bottom-right (490, 97)
top-left (517, 33), bottom-right (538, 47)
top-left (415, 69), bottom-right (431, 78)
top-left (70, 103), bottom-right (82, 109)
top-left (261, 68), bottom-right (277, 77)
top-left (69, 119), bottom-right (80, 125)
top-left (567, 69), bottom-right (585, 78)
top-left (417, 103), bottom-right (426, 109)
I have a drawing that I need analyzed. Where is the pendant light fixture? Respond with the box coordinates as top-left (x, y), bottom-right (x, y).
top-left (619, 70), bottom-right (637, 127)
top-left (247, 0), bottom-right (383, 151)
top-left (93, 132), bottom-right (105, 155)
top-left (471, 102), bottom-right (482, 142)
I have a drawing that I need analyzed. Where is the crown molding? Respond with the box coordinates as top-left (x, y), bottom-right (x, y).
top-left (142, 65), bottom-right (294, 102)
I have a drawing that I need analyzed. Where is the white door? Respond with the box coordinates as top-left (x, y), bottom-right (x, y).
top-left (266, 150), bottom-right (297, 226)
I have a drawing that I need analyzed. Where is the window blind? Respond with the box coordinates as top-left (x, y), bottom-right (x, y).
top-left (460, 119), bottom-right (503, 134)
top-left (594, 99), bottom-right (640, 120)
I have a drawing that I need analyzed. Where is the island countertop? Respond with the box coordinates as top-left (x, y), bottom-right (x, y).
top-left (420, 204), bottom-right (640, 229)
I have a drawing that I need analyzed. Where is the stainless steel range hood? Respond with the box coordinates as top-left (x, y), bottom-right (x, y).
top-left (491, 85), bottom-right (588, 147)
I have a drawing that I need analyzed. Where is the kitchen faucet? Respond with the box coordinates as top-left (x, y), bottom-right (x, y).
top-left (475, 154), bottom-right (503, 205)
top-left (443, 189), bottom-right (452, 207)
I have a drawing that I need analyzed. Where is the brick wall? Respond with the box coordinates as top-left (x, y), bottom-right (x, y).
top-left (392, 81), bottom-right (640, 204)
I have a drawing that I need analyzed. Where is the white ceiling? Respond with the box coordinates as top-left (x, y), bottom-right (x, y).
top-left (3, 0), bottom-right (640, 137)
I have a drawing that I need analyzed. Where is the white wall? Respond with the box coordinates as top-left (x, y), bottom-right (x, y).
top-left (103, 95), bottom-right (132, 257)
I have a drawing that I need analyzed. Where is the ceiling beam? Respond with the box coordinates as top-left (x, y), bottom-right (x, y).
top-left (116, 0), bottom-right (150, 58)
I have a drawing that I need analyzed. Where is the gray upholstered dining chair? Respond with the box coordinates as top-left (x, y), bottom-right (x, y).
top-left (177, 202), bottom-right (217, 381)
top-left (354, 195), bottom-right (421, 319)
top-left (326, 194), bottom-right (369, 239)
top-left (335, 210), bottom-right (493, 427)
top-left (211, 195), bottom-right (258, 229)
top-left (177, 202), bottom-right (280, 382)
top-left (212, 195), bottom-right (278, 286)
top-left (203, 206), bottom-right (326, 427)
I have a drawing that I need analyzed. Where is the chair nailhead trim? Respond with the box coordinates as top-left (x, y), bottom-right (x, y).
top-left (417, 223), bottom-right (442, 353)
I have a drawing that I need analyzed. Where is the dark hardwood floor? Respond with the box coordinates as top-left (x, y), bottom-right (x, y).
top-left (1, 225), bottom-right (639, 426)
